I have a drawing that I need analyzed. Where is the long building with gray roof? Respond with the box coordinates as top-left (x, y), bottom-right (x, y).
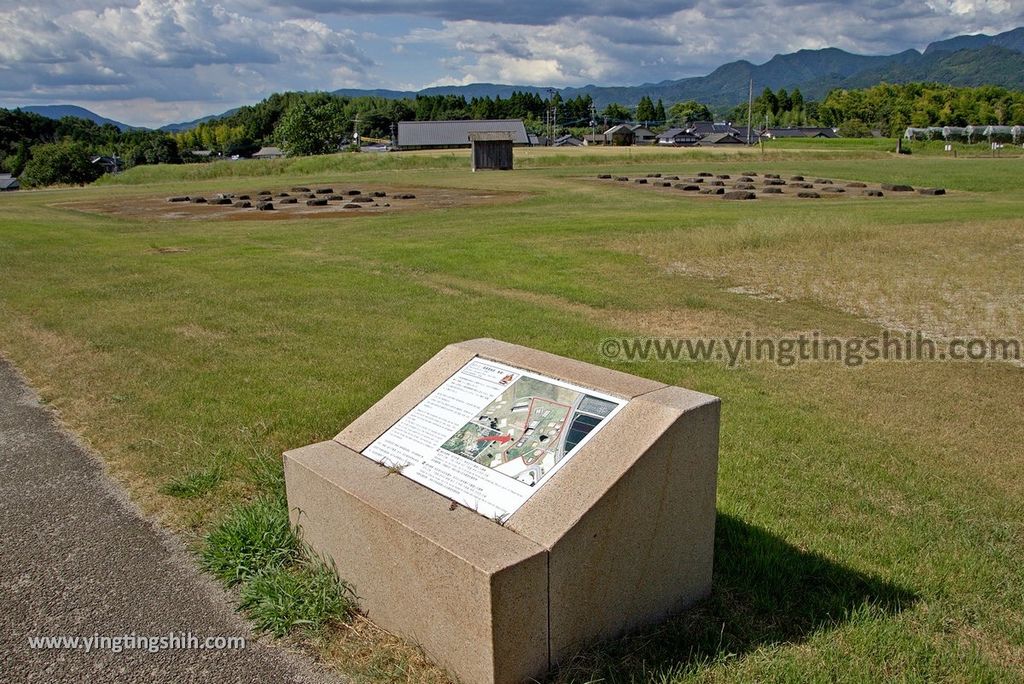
top-left (397, 119), bottom-right (530, 149)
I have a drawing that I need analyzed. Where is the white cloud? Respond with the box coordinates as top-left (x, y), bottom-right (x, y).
top-left (0, 0), bottom-right (375, 126)
top-left (2, 0), bottom-right (1023, 126)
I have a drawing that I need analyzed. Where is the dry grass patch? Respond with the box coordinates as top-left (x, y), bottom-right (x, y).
top-left (624, 216), bottom-right (1024, 339)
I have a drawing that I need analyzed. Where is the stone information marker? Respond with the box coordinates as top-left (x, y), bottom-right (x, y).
top-left (284, 339), bottom-right (720, 684)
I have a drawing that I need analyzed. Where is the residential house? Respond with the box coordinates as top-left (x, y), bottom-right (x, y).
top-left (628, 124), bottom-right (657, 144)
top-left (697, 132), bottom-right (745, 145)
top-left (655, 128), bottom-right (701, 146)
top-left (604, 124), bottom-right (635, 146)
top-left (553, 134), bottom-right (583, 147)
top-left (252, 146), bottom-right (285, 159)
top-left (761, 127), bottom-right (838, 139)
top-left (0, 173), bottom-right (19, 191)
top-left (90, 156), bottom-right (123, 174)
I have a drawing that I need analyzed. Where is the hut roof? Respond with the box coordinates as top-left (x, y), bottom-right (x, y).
top-left (468, 131), bottom-right (514, 142)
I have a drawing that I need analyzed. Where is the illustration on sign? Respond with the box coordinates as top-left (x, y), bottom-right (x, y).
top-left (362, 358), bottom-right (626, 521)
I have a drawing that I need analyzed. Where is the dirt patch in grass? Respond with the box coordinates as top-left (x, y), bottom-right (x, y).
top-left (589, 173), bottom-right (954, 202)
top-left (63, 186), bottom-right (528, 222)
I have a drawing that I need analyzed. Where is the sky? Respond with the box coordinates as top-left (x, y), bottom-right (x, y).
top-left (1, 1), bottom-right (1023, 128)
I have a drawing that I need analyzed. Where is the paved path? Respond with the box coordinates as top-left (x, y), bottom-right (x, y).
top-left (0, 359), bottom-right (342, 683)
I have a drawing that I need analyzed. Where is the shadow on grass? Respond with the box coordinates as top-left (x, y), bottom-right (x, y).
top-left (549, 513), bottom-right (917, 682)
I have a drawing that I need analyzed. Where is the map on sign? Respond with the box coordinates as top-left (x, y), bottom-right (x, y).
top-left (441, 377), bottom-right (615, 487)
top-left (362, 358), bottom-right (626, 521)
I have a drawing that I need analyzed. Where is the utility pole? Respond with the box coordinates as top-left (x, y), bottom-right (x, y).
top-left (352, 115), bottom-right (360, 149)
top-left (390, 122), bottom-right (396, 148)
top-left (546, 88), bottom-right (556, 145)
top-left (746, 79), bottom-right (754, 145)
top-left (590, 103), bottom-right (597, 142)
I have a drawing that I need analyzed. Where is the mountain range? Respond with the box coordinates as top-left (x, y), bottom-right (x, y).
top-left (9, 26), bottom-right (1024, 131)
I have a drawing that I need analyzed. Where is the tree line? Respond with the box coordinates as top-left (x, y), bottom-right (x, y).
top-left (4, 82), bottom-right (1024, 185)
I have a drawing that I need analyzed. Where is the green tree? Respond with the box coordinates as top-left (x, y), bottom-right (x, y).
top-left (791, 88), bottom-right (805, 111)
top-left (274, 99), bottom-right (347, 156)
top-left (668, 100), bottom-right (713, 124)
top-left (635, 95), bottom-right (656, 123)
top-left (3, 140), bottom-right (31, 175)
top-left (777, 88), bottom-right (792, 113)
top-left (601, 103), bottom-right (631, 123)
top-left (838, 118), bottom-right (872, 138)
top-left (653, 98), bottom-right (666, 124)
top-left (20, 141), bottom-right (102, 187)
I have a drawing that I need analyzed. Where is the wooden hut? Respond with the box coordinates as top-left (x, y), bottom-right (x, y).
top-left (468, 131), bottom-right (514, 171)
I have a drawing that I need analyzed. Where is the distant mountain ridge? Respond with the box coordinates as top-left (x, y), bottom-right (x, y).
top-left (17, 105), bottom-right (140, 131)
top-left (924, 27), bottom-right (1024, 55)
top-left (331, 26), bottom-right (1024, 110)
top-left (158, 108), bottom-right (241, 132)
top-left (10, 26), bottom-right (1024, 130)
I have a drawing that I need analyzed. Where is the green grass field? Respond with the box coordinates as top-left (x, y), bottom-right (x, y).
top-left (1, 146), bottom-right (1022, 682)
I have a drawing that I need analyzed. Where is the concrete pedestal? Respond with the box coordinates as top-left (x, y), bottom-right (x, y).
top-left (284, 339), bottom-right (720, 684)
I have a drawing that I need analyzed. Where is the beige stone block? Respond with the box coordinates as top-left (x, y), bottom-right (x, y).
top-left (285, 339), bottom-right (720, 684)
top-left (285, 439), bottom-right (548, 684)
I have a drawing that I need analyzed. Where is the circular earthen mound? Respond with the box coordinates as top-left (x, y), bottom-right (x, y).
top-left (814, 178), bottom-right (833, 184)
top-left (723, 191), bottom-right (756, 200)
top-left (820, 186), bottom-right (845, 193)
top-left (716, 174), bottom-right (730, 179)
top-left (315, 188), bottom-right (334, 194)
top-left (237, 194), bottom-right (251, 200)
top-left (352, 196), bottom-right (374, 203)
top-left (846, 182), bottom-right (867, 188)
top-left (190, 197), bottom-right (208, 204)
top-left (597, 174), bottom-right (612, 179)
top-left (278, 197), bottom-right (298, 204)
top-left (615, 177), bottom-right (629, 182)
top-left (797, 192), bottom-right (820, 199)
top-left (646, 173), bottom-right (662, 178)
top-left (343, 203), bottom-right (362, 209)
top-left (763, 179), bottom-right (786, 186)
top-left (918, 188), bottom-right (946, 195)
top-left (763, 173), bottom-right (780, 179)
top-left (734, 183), bottom-right (756, 190)
top-left (394, 193), bottom-right (416, 199)
top-left (762, 187), bottom-right (783, 194)
top-left (864, 190), bottom-right (884, 197)
top-left (677, 184), bottom-right (700, 191)
top-left (210, 198), bottom-right (233, 205)
top-left (167, 196), bottom-right (189, 202)
top-left (696, 172), bottom-right (713, 177)
top-left (256, 201), bottom-right (274, 211)
top-left (708, 180), bottom-right (724, 186)
top-left (741, 171), bottom-right (757, 176)
top-left (881, 183), bottom-right (914, 192)
top-left (664, 176), bottom-right (679, 181)
top-left (276, 192), bottom-right (290, 198)
top-left (307, 198), bottom-right (328, 206)
top-left (791, 182), bottom-right (813, 189)
top-left (233, 200), bottom-right (251, 208)
top-left (790, 175), bottom-right (804, 181)
top-left (291, 186), bottom-right (311, 193)
top-left (701, 187), bottom-right (725, 195)
top-left (634, 178), bottom-right (648, 184)
top-left (659, 182), bottom-right (672, 187)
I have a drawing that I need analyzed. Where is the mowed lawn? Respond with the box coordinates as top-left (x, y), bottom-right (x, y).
top-left (1, 149), bottom-right (1022, 682)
